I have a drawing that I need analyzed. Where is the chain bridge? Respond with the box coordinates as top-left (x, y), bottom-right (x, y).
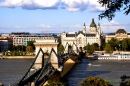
top-left (10, 42), bottom-right (80, 86)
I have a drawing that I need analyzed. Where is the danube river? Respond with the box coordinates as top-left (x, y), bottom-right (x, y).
top-left (0, 59), bottom-right (130, 86)
top-left (0, 59), bottom-right (33, 86)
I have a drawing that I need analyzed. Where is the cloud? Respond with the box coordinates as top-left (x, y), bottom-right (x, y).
top-left (102, 20), bottom-right (119, 26)
top-left (61, 0), bottom-right (105, 12)
top-left (0, 0), bottom-right (105, 12)
top-left (0, 0), bottom-right (60, 9)
top-left (38, 24), bottom-right (51, 29)
top-left (101, 26), bottom-right (126, 33)
top-left (61, 0), bottom-right (89, 11)
top-left (101, 20), bottom-right (125, 33)
top-left (0, 25), bottom-right (26, 29)
top-left (0, 25), bottom-right (29, 33)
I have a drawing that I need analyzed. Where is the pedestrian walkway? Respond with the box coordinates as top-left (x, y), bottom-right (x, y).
top-left (64, 58), bottom-right (90, 86)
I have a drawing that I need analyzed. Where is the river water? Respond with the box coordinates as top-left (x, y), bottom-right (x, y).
top-left (0, 59), bottom-right (33, 86)
top-left (0, 59), bottom-right (130, 86)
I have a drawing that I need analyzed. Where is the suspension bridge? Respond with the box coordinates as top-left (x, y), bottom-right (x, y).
top-left (10, 42), bottom-right (81, 86)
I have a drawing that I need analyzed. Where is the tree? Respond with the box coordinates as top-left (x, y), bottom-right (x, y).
top-left (88, 44), bottom-right (95, 55)
top-left (27, 41), bottom-right (35, 50)
top-left (127, 38), bottom-right (130, 50)
top-left (121, 38), bottom-right (128, 51)
top-left (108, 38), bottom-right (119, 51)
top-left (45, 80), bottom-right (65, 86)
top-left (26, 46), bottom-right (34, 55)
top-left (92, 43), bottom-right (99, 51)
top-left (105, 43), bottom-right (113, 53)
top-left (57, 44), bottom-right (64, 54)
top-left (98, 0), bottom-right (130, 21)
top-left (100, 42), bottom-right (106, 50)
top-left (80, 76), bottom-right (113, 86)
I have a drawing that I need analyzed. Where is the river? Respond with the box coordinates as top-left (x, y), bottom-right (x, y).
top-left (0, 59), bottom-right (33, 86)
top-left (0, 59), bottom-right (130, 86)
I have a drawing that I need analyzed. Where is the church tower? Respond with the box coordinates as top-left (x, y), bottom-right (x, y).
top-left (82, 23), bottom-right (86, 34)
top-left (97, 23), bottom-right (101, 35)
top-left (89, 18), bottom-right (97, 34)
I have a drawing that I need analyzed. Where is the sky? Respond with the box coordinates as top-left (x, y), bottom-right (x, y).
top-left (0, 0), bottom-right (130, 34)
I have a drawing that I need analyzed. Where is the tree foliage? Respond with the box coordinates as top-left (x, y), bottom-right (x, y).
top-left (26, 46), bottom-right (34, 55)
top-left (85, 43), bottom-right (95, 55)
top-left (121, 38), bottom-right (128, 51)
top-left (45, 80), bottom-right (65, 86)
top-left (57, 44), bottom-right (64, 54)
top-left (105, 43), bottom-right (113, 53)
top-left (80, 76), bottom-right (113, 86)
top-left (11, 45), bottom-right (26, 51)
top-left (92, 43), bottom-right (99, 51)
top-left (98, 0), bottom-right (130, 20)
top-left (108, 38), bottom-right (119, 51)
top-left (27, 41), bottom-right (35, 50)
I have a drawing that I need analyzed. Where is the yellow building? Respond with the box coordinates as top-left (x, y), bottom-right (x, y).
top-left (105, 29), bottom-right (129, 42)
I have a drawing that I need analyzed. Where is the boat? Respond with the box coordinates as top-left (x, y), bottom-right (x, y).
top-left (88, 63), bottom-right (92, 66)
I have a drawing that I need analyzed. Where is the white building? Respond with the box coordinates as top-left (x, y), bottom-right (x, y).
top-left (11, 32), bottom-right (56, 46)
top-left (61, 18), bottom-right (101, 52)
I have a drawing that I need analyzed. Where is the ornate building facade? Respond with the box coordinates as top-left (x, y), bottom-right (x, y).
top-left (34, 36), bottom-right (59, 55)
top-left (105, 29), bottom-right (130, 42)
top-left (61, 19), bottom-right (101, 52)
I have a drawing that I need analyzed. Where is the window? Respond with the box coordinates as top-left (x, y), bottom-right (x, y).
top-left (79, 37), bottom-right (82, 44)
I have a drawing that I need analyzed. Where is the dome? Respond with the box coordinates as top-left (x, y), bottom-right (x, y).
top-left (90, 18), bottom-right (97, 27)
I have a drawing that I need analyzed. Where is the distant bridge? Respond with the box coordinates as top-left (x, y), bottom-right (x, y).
top-left (10, 42), bottom-right (80, 86)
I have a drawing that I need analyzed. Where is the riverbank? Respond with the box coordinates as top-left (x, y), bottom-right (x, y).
top-left (3, 56), bottom-right (35, 59)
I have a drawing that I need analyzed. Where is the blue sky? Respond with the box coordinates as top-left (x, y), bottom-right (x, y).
top-left (0, 0), bottom-right (130, 33)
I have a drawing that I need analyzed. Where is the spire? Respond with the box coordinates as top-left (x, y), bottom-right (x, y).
top-left (83, 23), bottom-right (86, 26)
top-left (83, 23), bottom-right (86, 28)
top-left (90, 18), bottom-right (97, 27)
top-left (98, 22), bottom-right (100, 26)
top-left (83, 23), bottom-right (86, 34)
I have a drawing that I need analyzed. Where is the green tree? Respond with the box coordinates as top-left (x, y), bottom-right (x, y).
top-left (80, 76), bottom-right (113, 86)
top-left (121, 38), bottom-right (128, 51)
top-left (108, 38), bottom-right (119, 51)
top-left (92, 43), bottom-right (99, 51)
top-left (127, 38), bottom-right (130, 51)
top-left (27, 41), bottom-right (35, 50)
top-left (45, 80), bottom-right (65, 86)
top-left (87, 44), bottom-right (95, 55)
top-left (105, 43), bottom-right (113, 53)
top-left (100, 42), bottom-right (106, 50)
top-left (86, 43), bottom-right (90, 51)
top-left (57, 44), bottom-right (64, 54)
top-left (98, 0), bottom-right (130, 20)
top-left (26, 46), bottom-right (34, 55)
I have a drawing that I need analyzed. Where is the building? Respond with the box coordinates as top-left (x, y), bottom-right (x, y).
top-left (61, 18), bottom-right (101, 53)
top-left (105, 29), bottom-right (130, 42)
top-left (11, 32), bottom-right (57, 46)
top-left (0, 35), bottom-right (13, 52)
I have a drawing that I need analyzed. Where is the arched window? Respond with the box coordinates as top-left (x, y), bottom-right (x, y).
top-left (79, 37), bottom-right (82, 44)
